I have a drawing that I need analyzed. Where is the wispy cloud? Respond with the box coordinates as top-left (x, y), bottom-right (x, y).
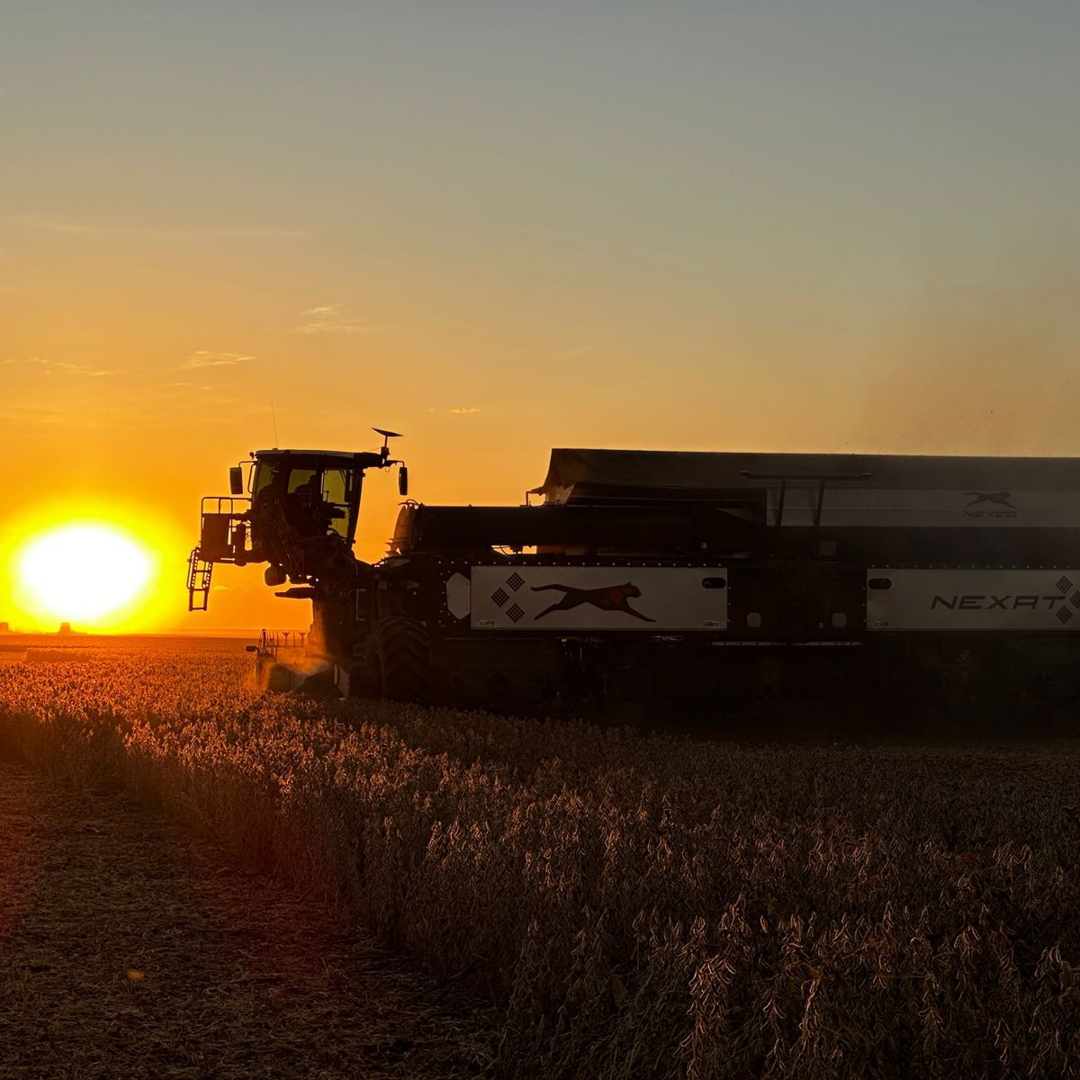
top-left (8, 215), bottom-right (307, 241)
top-left (56, 362), bottom-right (118, 377)
top-left (294, 303), bottom-right (381, 336)
top-left (561, 345), bottom-right (593, 362)
top-left (295, 318), bottom-right (380, 335)
top-left (448, 406), bottom-right (481, 414)
top-left (2, 356), bottom-right (119, 376)
top-left (0, 404), bottom-right (72, 426)
top-left (1, 356), bottom-right (49, 367)
top-left (1, 379), bottom-right (271, 430)
top-left (149, 226), bottom-right (306, 241)
top-left (8, 215), bottom-right (98, 236)
top-left (181, 350), bottom-right (254, 370)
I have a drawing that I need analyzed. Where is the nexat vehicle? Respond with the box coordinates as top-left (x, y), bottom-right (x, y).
top-left (188, 436), bottom-right (1080, 707)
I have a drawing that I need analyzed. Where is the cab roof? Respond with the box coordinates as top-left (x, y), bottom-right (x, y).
top-left (254, 449), bottom-right (366, 461)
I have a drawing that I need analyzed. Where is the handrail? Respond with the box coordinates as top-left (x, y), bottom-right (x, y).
top-left (200, 495), bottom-right (251, 516)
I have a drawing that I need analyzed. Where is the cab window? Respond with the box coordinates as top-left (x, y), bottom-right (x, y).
top-left (287, 468), bottom-right (317, 494)
top-left (322, 468), bottom-right (347, 505)
top-left (253, 462), bottom-right (279, 494)
top-left (322, 468), bottom-right (351, 537)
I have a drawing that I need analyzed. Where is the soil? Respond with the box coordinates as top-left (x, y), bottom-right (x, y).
top-left (0, 759), bottom-right (493, 1079)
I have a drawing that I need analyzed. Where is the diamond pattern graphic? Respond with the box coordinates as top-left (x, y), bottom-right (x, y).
top-left (1057, 606), bottom-right (1073, 624)
top-left (491, 588), bottom-right (509, 608)
top-left (1058, 575), bottom-right (1073, 594)
top-left (506, 603), bottom-right (525, 623)
top-left (1072, 591), bottom-right (1080, 610)
top-left (507, 572), bottom-right (525, 592)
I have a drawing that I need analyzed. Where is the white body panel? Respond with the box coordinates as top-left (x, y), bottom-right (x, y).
top-left (866, 569), bottom-right (1080, 631)
top-left (769, 489), bottom-right (1080, 527)
top-left (470, 566), bottom-right (727, 631)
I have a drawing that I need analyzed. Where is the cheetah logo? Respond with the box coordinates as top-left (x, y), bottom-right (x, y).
top-left (532, 582), bottom-right (655, 622)
top-left (966, 491), bottom-right (1015, 509)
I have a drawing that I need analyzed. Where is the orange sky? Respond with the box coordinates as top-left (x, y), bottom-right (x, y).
top-left (3, 4), bottom-right (1079, 633)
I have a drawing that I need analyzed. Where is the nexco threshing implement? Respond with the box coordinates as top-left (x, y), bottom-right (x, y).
top-left (188, 436), bottom-right (1080, 708)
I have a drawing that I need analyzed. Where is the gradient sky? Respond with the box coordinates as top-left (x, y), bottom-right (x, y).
top-left (3, 2), bottom-right (1079, 630)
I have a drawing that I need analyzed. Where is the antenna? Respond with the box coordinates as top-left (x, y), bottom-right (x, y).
top-left (373, 427), bottom-right (402, 462)
top-left (271, 400), bottom-right (279, 449)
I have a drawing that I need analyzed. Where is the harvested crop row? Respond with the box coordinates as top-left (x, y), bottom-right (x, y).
top-left (2, 642), bottom-right (1080, 1079)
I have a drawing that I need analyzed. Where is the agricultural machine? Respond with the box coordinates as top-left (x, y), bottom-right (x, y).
top-left (188, 436), bottom-right (1080, 709)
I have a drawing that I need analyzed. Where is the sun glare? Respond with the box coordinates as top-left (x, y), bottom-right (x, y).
top-left (13, 523), bottom-right (155, 629)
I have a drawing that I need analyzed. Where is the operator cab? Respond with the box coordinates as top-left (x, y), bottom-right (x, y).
top-left (251, 450), bottom-right (369, 544)
top-left (187, 431), bottom-right (405, 611)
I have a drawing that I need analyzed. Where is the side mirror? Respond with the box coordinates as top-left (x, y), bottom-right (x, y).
top-left (229, 466), bottom-right (244, 495)
top-left (398, 465), bottom-right (409, 497)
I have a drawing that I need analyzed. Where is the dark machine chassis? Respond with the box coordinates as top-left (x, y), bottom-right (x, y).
top-left (313, 554), bottom-right (1080, 716)
top-left (189, 445), bottom-right (1080, 721)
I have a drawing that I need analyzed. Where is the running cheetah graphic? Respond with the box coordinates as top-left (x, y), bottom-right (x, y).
top-left (532, 581), bottom-right (655, 622)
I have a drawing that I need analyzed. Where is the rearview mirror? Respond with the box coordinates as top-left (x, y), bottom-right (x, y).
top-left (398, 465), bottom-right (409, 497)
top-left (229, 466), bottom-right (244, 495)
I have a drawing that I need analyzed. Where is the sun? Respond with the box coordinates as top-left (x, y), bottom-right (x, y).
top-left (13, 523), bottom-right (156, 628)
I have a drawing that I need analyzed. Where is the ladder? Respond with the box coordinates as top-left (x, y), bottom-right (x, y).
top-left (187, 549), bottom-right (213, 611)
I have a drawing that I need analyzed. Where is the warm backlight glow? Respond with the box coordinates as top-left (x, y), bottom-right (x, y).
top-left (15, 524), bottom-right (154, 626)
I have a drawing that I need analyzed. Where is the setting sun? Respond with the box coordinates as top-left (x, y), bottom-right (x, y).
top-left (6, 518), bottom-right (165, 632)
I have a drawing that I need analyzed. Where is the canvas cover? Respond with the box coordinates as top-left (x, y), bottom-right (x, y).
top-left (535, 449), bottom-right (1080, 505)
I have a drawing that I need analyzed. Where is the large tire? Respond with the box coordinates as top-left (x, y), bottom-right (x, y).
top-left (377, 616), bottom-right (433, 703)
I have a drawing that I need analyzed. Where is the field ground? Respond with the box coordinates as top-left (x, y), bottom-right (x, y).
top-left (2, 634), bottom-right (1080, 1078)
top-left (0, 756), bottom-right (492, 1079)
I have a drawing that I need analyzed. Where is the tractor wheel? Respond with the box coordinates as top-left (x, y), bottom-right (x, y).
top-left (377, 616), bottom-right (433, 703)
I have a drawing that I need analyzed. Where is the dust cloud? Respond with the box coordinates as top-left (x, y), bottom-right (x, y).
top-left (852, 271), bottom-right (1078, 457)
